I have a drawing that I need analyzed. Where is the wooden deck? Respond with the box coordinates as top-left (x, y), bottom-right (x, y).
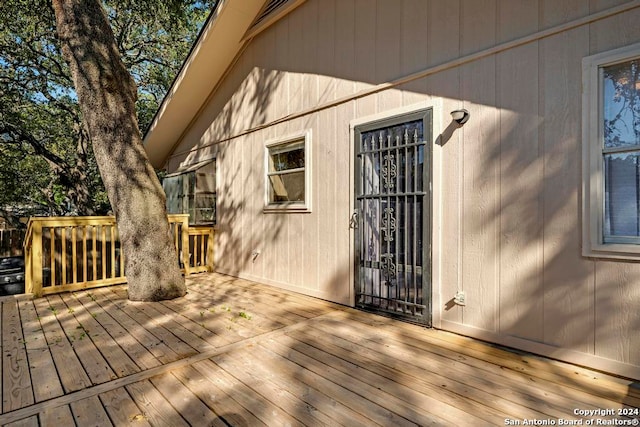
top-left (0, 273), bottom-right (638, 426)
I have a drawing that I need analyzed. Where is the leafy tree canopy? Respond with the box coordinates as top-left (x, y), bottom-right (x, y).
top-left (0, 0), bottom-right (215, 226)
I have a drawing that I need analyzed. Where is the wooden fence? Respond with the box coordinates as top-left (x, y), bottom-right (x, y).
top-left (23, 215), bottom-right (214, 297)
top-left (0, 229), bottom-right (25, 257)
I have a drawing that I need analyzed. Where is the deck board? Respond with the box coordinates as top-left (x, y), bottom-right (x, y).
top-left (171, 364), bottom-right (268, 427)
top-left (100, 388), bottom-right (151, 426)
top-left (0, 272), bottom-right (637, 426)
top-left (149, 372), bottom-right (227, 427)
top-left (45, 294), bottom-right (115, 385)
top-left (279, 329), bottom-right (516, 423)
top-left (58, 292), bottom-right (140, 378)
top-left (38, 404), bottom-right (74, 427)
top-left (191, 358), bottom-right (303, 426)
top-left (32, 297), bottom-right (92, 393)
top-left (90, 287), bottom-right (183, 364)
top-left (213, 346), bottom-right (339, 426)
top-left (72, 290), bottom-right (162, 371)
top-left (333, 309), bottom-right (640, 409)
top-left (125, 379), bottom-right (190, 427)
top-left (307, 316), bottom-right (586, 418)
top-left (16, 300), bottom-right (62, 403)
top-left (99, 287), bottom-right (198, 360)
top-left (69, 395), bottom-right (112, 426)
top-left (1, 301), bottom-right (33, 412)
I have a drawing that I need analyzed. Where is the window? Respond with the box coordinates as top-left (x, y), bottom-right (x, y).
top-left (163, 159), bottom-right (216, 225)
top-left (583, 42), bottom-right (640, 258)
top-left (265, 130), bottom-right (311, 212)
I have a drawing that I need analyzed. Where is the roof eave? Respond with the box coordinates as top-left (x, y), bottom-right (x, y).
top-left (143, 0), bottom-right (266, 169)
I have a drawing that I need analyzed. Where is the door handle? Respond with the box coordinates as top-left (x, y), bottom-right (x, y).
top-left (349, 211), bottom-right (359, 229)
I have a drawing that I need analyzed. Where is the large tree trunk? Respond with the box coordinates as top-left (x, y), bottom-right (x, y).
top-left (52, 0), bottom-right (186, 301)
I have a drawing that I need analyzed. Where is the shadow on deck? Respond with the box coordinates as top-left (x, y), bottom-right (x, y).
top-left (0, 272), bottom-right (638, 426)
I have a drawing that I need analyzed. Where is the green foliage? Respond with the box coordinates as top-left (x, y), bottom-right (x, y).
top-left (0, 0), bottom-right (215, 224)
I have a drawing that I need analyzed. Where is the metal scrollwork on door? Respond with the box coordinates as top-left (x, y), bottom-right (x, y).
top-left (380, 253), bottom-right (396, 285)
top-left (381, 207), bottom-right (396, 242)
top-left (382, 154), bottom-right (397, 190)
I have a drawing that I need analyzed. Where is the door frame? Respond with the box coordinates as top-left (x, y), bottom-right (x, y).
top-left (348, 100), bottom-right (444, 327)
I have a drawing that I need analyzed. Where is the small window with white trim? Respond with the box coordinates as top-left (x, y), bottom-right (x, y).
top-left (265, 130), bottom-right (311, 212)
top-left (583, 42), bottom-right (640, 258)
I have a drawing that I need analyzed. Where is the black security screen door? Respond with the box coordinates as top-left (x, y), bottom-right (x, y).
top-left (354, 109), bottom-right (432, 325)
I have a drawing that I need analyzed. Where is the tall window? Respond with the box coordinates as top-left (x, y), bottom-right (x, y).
top-left (163, 159), bottom-right (216, 225)
top-left (583, 42), bottom-right (640, 258)
top-left (264, 130), bottom-right (312, 212)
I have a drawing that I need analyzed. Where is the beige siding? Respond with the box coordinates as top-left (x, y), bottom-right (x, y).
top-left (460, 0), bottom-right (499, 332)
top-left (166, 0), bottom-right (640, 378)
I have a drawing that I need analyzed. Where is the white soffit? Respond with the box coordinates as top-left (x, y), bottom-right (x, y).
top-left (144, 0), bottom-right (266, 168)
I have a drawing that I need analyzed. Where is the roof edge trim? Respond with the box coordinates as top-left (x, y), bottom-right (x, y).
top-left (241, 0), bottom-right (306, 41)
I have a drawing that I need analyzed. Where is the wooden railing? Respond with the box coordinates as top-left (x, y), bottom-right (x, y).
top-left (188, 226), bottom-right (215, 274)
top-left (23, 215), bottom-right (214, 297)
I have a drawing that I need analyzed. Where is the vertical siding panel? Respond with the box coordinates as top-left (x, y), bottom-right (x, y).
top-left (400, 0), bottom-right (429, 75)
top-left (262, 128), bottom-right (277, 282)
top-left (245, 45), bottom-right (259, 130)
top-left (540, 2), bottom-right (594, 353)
top-left (335, 101), bottom-right (356, 304)
top-left (252, 26), bottom-right (276, 281)
top-left (354, 0), bottom-right (377, 96)
top-left (275, 17), bottom-right (290, 119)
top-left (316, 1), bottom-right (337, 292)
top-left (260, 26), bottom-right (279, 125)
top-left (317, 0), bottom-right (336, 105)
top-left (229, 49), bottom-right (250, 136)
top-left (246, 132), bottom-right (260, 279)
top-left (589, 0), bottom-right (633, 14)
top-left (333, 2), bottom-right (356, 292)
top-left (303, 116), bottom-right (320, 289)
top-left (540, 0), bottom-right (589, 28)
top-left (334, 0), bottom-right (357, 98)
top-left (220, 139), bottom-right (239, 274)
top-left (215, 142), bottom-right (227, 270)
top-left (460, 0), bottom-right (499, 332)
top-left (400, 0), bottom-right (429, 105)
top-left (302, 0), bottom-right (319, 109)
top-left (288, 3), bottom-right (305, 115)
top-left (354, 0), bottom-right (377, 118)
top-left (234, 135), bottom-right (244, 275)
top-left (376, 0), bottom-right (402, 111)
top-left (238, 134), bottom-right (249, 275)
top-left (497, 1), bottom-right (542, 342)
top-left (426, 0), bottom-right (461, 324)
top-left (317, 109), bottom-right (338, 294)
top-left (589, 5), bottom-right (640, 55)
top-left (594, 263), bottom-right (640, 366)
top-left (334, 0), bottom-right (356, 99)
top-left (497, 0), bottom-right (539, 42)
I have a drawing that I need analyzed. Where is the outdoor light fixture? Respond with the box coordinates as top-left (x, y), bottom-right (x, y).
top-left (451, 109), bottom-right (470, 125)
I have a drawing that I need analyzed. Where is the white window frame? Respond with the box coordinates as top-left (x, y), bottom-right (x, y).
top-left (264, 129), bottom-right (312, 213)
top-left (582, 42), bottom-right (640, 259)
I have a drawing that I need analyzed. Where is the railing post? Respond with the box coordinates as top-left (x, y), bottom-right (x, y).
top-left (30, 221), bottom-right (43, 297)
top-left (206, 228), bottom-right (214, 272)
top-left (181, 216), bottom-right (190, 276)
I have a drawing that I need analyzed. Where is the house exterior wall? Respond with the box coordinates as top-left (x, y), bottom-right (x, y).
top-left (166, 0), bottom-right (640, 379)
